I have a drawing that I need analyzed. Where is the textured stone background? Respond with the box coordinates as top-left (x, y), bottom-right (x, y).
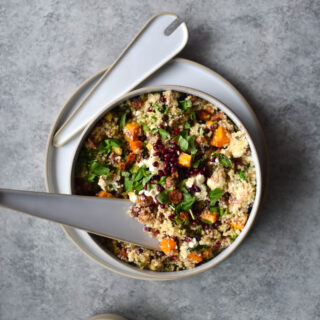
top-left (1, 1), bottom-right (319, 319)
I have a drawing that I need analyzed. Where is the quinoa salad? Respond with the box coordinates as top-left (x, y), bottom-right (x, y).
top-left (74, 90), bottom-right (256, 272)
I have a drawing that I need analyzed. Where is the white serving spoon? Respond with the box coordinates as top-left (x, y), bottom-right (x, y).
top-left (53, 12), bottom-right (188, 147)
top-left (0, 188), bottom-right (159, 250)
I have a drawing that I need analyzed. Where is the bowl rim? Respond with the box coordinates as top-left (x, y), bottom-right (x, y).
top-left (68, 84), bottom-right (263, 280)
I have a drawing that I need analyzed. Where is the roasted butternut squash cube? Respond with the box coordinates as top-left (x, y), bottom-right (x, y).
top-left (178, 152), bottom-right (192, 167)
top-left (200, 212), bottom-right (218, 224)
top-left (124, 122), bottom-right (140, 140)
top-left (211, 125), bottom-right (230, 147)
top-left (129, 140), bottom-right (143, 154)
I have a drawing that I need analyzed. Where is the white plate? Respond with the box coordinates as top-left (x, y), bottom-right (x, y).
top-left (45, 58), bottom-right (267, 280)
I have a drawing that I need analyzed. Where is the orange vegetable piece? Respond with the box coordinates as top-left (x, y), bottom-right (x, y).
top-left (125, 122), bottom-right (140, 140)
top-left (159, 238), bottom-right (177, 256)
top-left (125, 152), bottom-right (136, 167)
top-left (200, 212), bottom-right (218, 224)
top-left (211, 125), bottom-right (230, 147)
top-left (230, 213), bottom-right (248, 230)
top-left (178, 152), bottom-right (192, 167)
top-left (188, 252), bottom-right (203, 263)
top-left (129, 140), bottom-right (143, 154)
top-left (180, 212), bottom-right (189, 221)
top-left (97, 190), bottom-right (113, 198)
top-left (197, 110), bottom-right (211, 120)
top-left (206, 120), bottom-right (215, 127)
top-left (203, 249), bottom-right (211, 259)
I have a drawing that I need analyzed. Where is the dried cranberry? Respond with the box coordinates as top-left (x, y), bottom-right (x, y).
top-left (173, 127), bottom-right (180, 135)
top-left (160, 95), bottom-right (166, 103)
top-left (138, 248), bottom-right (143, 254)
top-left (153, 161), bottom-right (159, 167)
top-left (162, 115), bottom-right (169, 122)
top-left (158, 170), bottom-right (164, 177)
top-left (194, 186), bottom-right (201, 193)
top-left (148, 107), bottom-right (153, 112)
top-left (185, 237), bottom-right (191, 242)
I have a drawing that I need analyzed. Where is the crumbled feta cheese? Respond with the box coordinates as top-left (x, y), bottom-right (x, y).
top-left (98, 174), bottom-right (120, 191)
top-left (207, 167), bottom-right (226, 191)
top-left (138, 154), bottom-right (160, 174)
top-left (128, 192), bottom-right (137, 203)
top-left (225, 131), bottom-right (248, 158)
top-left (185, 174), bottom-right (207, 200)
top-left (139, 185), bottom-right (158, 202)
top-left (188, 238), bottom-right (198, 248)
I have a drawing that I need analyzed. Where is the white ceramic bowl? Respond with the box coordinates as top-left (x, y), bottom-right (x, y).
top-left (69, 85), bottom-right (262, 280)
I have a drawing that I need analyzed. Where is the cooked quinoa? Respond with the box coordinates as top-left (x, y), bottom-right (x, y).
top-left (75, 90), bottom-right (256, 271)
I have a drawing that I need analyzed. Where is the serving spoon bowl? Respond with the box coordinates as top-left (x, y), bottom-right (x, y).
top-left (0, 188), bottom-right (159, 250)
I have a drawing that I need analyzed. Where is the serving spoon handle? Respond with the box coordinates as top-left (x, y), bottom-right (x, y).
top-left (53, 13), bottom-right (188, 147)
top-left (0, 188), bottom-right (159, 250)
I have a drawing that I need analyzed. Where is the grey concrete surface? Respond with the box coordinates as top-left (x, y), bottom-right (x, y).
top-left (0, 1), bottom-right (319, 319)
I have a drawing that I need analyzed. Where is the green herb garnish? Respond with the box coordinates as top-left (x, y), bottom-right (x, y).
top-left (193, 155), bottom-right (207, 168)
top-left (188, 245), bottom-right (208, 252)
top-left (157, 190), bottom-right (170, 204)
top-left (209, 188), bottom-right (222, 209)
top-left (154, 103), bottom-right (168, 114)
top-left (179, 99), bottom-right (192, 111)
top-left (238, 170), bottom-right (246, 181)
top-left (151, 128), bottom-right (170, 141)
top-left (219, 207), bottom-right (228, 216)
top-left (212, 153), bottom-right (232, 168)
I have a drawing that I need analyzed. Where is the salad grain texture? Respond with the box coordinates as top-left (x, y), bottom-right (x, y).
top-left (75, 90), bottom-right (256, 271)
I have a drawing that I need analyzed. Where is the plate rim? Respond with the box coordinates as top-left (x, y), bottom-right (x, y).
top-left (44, 57), bottom-right (269, 280)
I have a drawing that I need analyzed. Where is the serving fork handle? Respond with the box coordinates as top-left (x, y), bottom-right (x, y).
top-left (53, 13), bottom-right (188, 147)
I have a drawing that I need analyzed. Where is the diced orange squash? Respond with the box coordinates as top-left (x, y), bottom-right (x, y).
top-left (129, 140), bottom-right (143, 154)
top-left (178, 152), bottom-right (192, 167)
top-left (97, 191), bottom-right (113, 198)
top-left (206, 120), bottom-right (215, 128)
top-left (188, 252), bottom-right (203, 263)
top-left (200, 212), bottom-right (218, 224)
top-left (211, 125), bottom-right (230, 147)
top-left (203, 249), bottom-right (211, 259)
top-left (125, 122), bottom-right (140, 140)
top-left (230, 213), bottom-right (248, 230)
top-left (197, 110), bottom-right (211, 120)
top-left (180, 212), bottom-right (189, 221)
top-left (159, 238), bottom-right (177, 256)
top-left (125, 152), bottom-right (136, 167)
